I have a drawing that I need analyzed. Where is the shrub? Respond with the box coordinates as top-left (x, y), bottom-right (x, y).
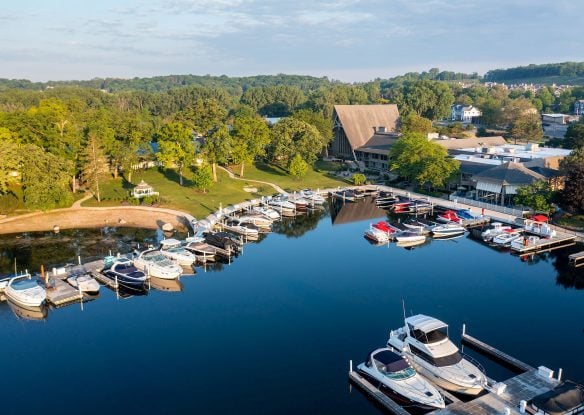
top-left (352, 173), bottom-right (367, 185)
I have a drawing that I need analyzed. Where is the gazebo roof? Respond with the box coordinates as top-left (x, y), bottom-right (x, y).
top-left (134, 180), bottom-right (153, 190)
top-left (474, 162), bottom-right (545, 186)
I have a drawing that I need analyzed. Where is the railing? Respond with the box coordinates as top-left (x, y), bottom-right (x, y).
top-left (448, 194), bottom-right (532, 217)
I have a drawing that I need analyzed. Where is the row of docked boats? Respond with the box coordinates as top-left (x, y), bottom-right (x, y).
top-left (355, 314), bottom-right (487, 411)
top-left (364, 218), bottom-right (468, 246)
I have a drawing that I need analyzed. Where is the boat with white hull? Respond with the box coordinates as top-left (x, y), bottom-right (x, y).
top-left (103, 256), bottom-right (149, 287)
top-left (250, 206), bottom-right (281, 220)
top-left (133, 251), bottom-right (182, 280)
top-left (237, 214), bottom-right (273, 229)
top-left (299, 190), bottom-right (325, 205)
top-left (67, 273), bottom-right (100, 295)
top-left (492, 229), bottom-right (523, 247)
top-left (3, 274), bottom-right (46, 310)
top-left (395, 231), bottom-right (426, 243)
top-left (481, 222), bottom-right (512, 242)
top-left (159, 239), bottom-right (198, 266)
top-left (364, 226), bottom-right (391, 244)
top-left (357, 348), bottom-right (445, 410)
top-left (387, 314), bottom-right (486, 396)
top-left (432, 224), bottom-right (466, 238)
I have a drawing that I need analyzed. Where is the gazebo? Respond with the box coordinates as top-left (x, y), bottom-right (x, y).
top-left (473, 162), bottom-right (545, 206)
top-left (132, 180), bottom-right (159, 198)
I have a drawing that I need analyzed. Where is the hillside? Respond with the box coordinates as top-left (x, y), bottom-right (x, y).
top-left (484, 62), bottom-right (584, 85)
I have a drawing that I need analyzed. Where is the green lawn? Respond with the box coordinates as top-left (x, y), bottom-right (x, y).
top-left (81, 162), bottom-right (347, 218)
top-left (229, 161), bottom-right (348, 193)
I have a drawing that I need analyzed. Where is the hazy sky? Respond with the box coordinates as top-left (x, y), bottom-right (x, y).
top-left (1, 0), bottom-right (583, 82)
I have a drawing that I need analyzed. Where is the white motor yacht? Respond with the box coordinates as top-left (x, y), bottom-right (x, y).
top-left (250, 206), bottom-right (281, 220)
top-left (387, 314), bottom-right (486, 396)
top-left (357, 347), bottom-right (445, 410)
top-left (133, 250), bottom-right (182, 280)
top-left (299, 189), bottom-right (325, 205)
top-left (222, 218), bottom-right (260, 238)
top-left (159, 238), bottom-right (197, 266)
top-left (510, 235), bottom-right (541, 251)
top-left (4, 274), bottom-right (46, 310)
top-left (395, 231), bottom-right (426, 243)
top-left (237, 214), bottom-right (273, 229)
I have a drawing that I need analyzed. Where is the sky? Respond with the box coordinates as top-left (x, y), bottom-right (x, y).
top-left (1, 0), bottom-right (583, 82)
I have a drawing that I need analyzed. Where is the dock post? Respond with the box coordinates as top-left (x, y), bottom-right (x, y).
top-left (78, 255), bottom-right (81, 265)
top-left (349, 359), bottom-right (353, 373)
top-left (462, 323), bottom-right (466, 336)
top-left (558, 368), bottom-right (563, 382)
top-left (519, 401), bottom-right (527, 414)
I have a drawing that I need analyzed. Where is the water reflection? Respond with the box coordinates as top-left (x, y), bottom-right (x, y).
top-left (150, 277), bottom-right (184, 292)
top-left (272, 208), bottom-right (327, 238)
top-left (549, 246), bottom-right (584, 290)
top-left (7, 300), bottom-right (48, 321)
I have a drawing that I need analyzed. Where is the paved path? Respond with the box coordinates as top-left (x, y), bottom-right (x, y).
top-left (217, 166), bottom-right (286, 194)
top-left (71, 192), bottom-right (94, 208)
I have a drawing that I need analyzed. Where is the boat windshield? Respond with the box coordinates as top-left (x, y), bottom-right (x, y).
top-left (11, 278), bottom-right (38, 290)
top-left (409, 325), bottom-right (448, 344)
top-left (370, 350), bottom-right (416, 380)
top-left (410, 345), bottom-right (463, 367)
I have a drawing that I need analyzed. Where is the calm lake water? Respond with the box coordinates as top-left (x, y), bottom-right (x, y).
top-left (1, 200), bottom-right (583, 415)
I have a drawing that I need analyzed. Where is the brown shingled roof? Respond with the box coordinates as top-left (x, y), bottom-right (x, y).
top-left (474, 161), bottom-right (545, 185)
top-left (334, 104), bottom-right (399, 150)
top-left (435, 136), bottom-right (507, 150)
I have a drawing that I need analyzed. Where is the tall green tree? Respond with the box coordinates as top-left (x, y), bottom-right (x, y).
top-left (156, 122), bottom-right (195, 186)
top-left (564, 123), bottom-right (584, 149)
top-left (201, 124), bottom-right (232, 182)
top-left (192, 163), bottom-right (214, 193)
top-left (389, 132), bottom-right (459, 187)
top-left (268, 118), bottom-right (323, 166)
top-left (560, 149), bottom-right (584, 212)
top-left (401, 113), bottom-right (433, 135)
top-left (21, 145), bottom-right (74, 210)
top-left (231, 115), bottom-right (270, 177)
top-left (0, 141), bottom-right (22, 194)
top-left (291, 109), bottom-right (333, 148)
top-left (510, 113), bottom-right (543, 144)
top-left (80, 132), bottom-right (108, 202)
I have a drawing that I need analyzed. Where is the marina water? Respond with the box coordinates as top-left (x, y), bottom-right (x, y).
top-left (0, 203), bottom-right (583, 415)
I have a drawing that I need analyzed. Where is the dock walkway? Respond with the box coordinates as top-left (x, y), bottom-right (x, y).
top-left (569, 251), bottom-right (584, 267)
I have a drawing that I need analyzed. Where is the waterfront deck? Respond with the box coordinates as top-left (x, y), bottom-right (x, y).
top-left (568, 251), bottom-right (584, 267)
top-left (349, 329), bottom-right (563, 415)
top-left (46, 277), bottom-right (84, 306)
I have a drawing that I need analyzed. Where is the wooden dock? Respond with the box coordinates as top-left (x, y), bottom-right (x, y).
top-left (350, 328), bottom-right (563, 415)
top-left (348, 370), bottom-right (410, 415)
top-left (45, 277), bottom-right (84, 307)
top-left (510, 232), bottom-right (576, 255)
top-left (462, 332), bottom-right (533, 372)
top-left (568, 251), bottom-right (584, 267)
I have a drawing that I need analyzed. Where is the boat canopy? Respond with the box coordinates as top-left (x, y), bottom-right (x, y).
top-left (369, 349), bottom-right (410, 373)
top-left (405, 314), bottom-right (448, 333)
top-left (532, 214), bottom-right (549, 223)
top-left (529, 381), bottom-right (584, 415)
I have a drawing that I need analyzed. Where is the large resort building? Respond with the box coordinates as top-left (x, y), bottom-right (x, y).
top-left (331, 104), bottom-right (400, 170)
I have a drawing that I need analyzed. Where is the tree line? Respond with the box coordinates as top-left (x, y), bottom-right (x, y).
top-left (484, 62), bottom-right (584, 82)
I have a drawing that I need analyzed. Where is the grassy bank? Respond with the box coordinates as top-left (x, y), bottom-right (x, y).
top-left (82, 162), bottom-right (347, 218)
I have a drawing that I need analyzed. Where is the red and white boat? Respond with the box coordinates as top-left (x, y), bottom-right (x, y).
top-left (436, 210), bottom-right (462, 224)
top-left (364, 226), bottom-right (392, 243)
top-left (373, 221), bottom-right (396, 235)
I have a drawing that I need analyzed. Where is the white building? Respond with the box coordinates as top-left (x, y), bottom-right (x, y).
top-left (451, 105), bottom-right (482, 123)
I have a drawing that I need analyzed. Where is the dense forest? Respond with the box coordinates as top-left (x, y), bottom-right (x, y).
top-left (1, 67), bottom-right (584, 213)
top-left (484, 62), bottom-right (584, 82)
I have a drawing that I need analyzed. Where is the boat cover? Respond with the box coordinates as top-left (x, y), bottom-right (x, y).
top-left (532, 214), bottom-right (549, 222)
top-left (529, 381), bottom-right (584, 415)
top-left (371, 350), bottom-right (410, 373)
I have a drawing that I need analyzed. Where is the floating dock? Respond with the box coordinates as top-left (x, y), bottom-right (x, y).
top-left (45, 278), bottom-right (84, 307)
top-left (510, 232), bottom-right (576, 255)
top-left (568, 251), bottom-right (584, 267)
top-left (349, 328), bottom-right (563, 415)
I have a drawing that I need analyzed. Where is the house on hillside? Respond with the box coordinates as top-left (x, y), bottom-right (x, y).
top-left (450, 105), bottom-right (482, 123)
top-left (330, 104), bottom-right (400, 170)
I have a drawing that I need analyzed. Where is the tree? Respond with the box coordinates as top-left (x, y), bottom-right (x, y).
top-left (0, 141), bottom-right (22, 194)
top-left (564, 123), bottom-right (584, 149)
top-left (192, 163), bottom-right (214, 193)
top-left (268, 118), bottom-right (323, 166)
top-left (80, 132), bottom-right (108, 202)
top-left (389, 132), bottom-right (459, 187)
top-left (231, 115), bottom-right (270, 177)
top-left (560, 149), bottom-right (584, 212)
top-left (21, 145), bottom-right (74, 210)
top-left (352, 173), bottom-right (366, 185)
top-left (288, 154), bottom-right (308, 178)
top-left (201, 124), bottom-right (232, 182)
top-left (291, 109), bottom-right (333, 150)
top-left (156, 122), bottom-right (195, 186)
top-left (401, 113), bottom-right (433, 135)
top-left (514, 181), bottom-right (554, 212)
top-left (510, 113), bottom-right (543, 144)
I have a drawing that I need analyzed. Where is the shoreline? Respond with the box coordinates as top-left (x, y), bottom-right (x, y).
top-left (0, 206), bottom-right (192, 235)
